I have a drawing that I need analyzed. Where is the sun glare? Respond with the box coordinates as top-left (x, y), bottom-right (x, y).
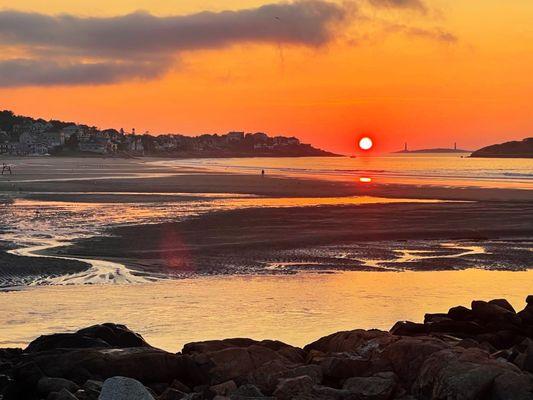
top-left (359, 137), bottom-right (373, 151)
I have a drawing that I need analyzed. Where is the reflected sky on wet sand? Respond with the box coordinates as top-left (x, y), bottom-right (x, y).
top-left (1, 269), bottom-right (533, 351)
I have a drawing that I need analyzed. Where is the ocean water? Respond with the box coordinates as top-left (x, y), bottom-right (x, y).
top-left (2, 270), bottom-right (533, 351)
top-left (152, 154), bottom-right (533, 189)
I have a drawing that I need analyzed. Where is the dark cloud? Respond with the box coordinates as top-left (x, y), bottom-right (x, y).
top-left (0, 59), bottom-right (171, 87)
top-left (386, 23), bottom-right (458, 43)
top-left (404, 27), bottom-right (458, 43)
top-left (0, 0), bottom-right (351, 86)
top-left (0, 1), bottom-right (349, 58)
top-left (368, 0), bottom-right (427, 12)
top-left (0, 0), bottom-right (455, 87)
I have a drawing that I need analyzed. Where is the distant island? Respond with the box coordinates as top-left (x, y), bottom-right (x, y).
top-left (470, 137), bottom-right (533, 158)
top-left (393, 143), bottom-right (471, 154)
top-left (0, 110), bottom-right (338, 158)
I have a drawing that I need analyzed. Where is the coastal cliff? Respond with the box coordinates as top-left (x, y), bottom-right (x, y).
top-left (2, 296), bottom-right (533, 400)
top-left (471, 137), bottom-right (533, 158)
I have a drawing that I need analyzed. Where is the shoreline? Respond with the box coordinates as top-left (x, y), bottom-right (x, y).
top-left (0, 156), bottom-right (531, 202)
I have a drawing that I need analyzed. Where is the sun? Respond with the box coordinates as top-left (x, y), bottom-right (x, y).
top-left (359, 137), bottom-right (373, 151)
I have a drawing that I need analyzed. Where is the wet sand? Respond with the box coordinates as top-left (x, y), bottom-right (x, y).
top-left (0, 242), bottom-right (89, 289)
top-left (1, 156), bottom-right (532, 202)
top-left (1, 156), bottom-right (532, 285)
top-left (53, 201), bottom-right (533, 275)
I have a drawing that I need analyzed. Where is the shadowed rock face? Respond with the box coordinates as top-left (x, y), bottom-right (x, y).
top-left (470, 137), bottom-right (533, 158)
top-left (25, 323), bottom-right (151, 353)
top-left (2, 297), bottom-right (533, 400)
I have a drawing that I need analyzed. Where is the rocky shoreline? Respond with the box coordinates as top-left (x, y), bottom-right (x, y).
top-left (2, 297), bottom-right (533, 399)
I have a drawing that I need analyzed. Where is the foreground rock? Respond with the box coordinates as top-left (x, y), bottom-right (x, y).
top-left (99, 376), bottom-right (155, 400)
top-left (2, 297), bottom-right (533, 399)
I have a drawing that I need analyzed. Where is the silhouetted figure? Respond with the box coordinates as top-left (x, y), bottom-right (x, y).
top-left (261, 169), bottom-right (265, 177)
top-left (1, 163), bottom-right (12, 175)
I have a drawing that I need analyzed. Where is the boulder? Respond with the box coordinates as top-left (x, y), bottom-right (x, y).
top-left (307, 385), bottom-right (360, 400)
top-left (389, 322), bottom-right (427, 336)
top-left (25, 334), bottom-right (110, 353)
top-left (230, 384), bottom-right (264, 399)
top-left (457, 338), bottom-right (496, 353)
top-left (169, 379), bottom-right (192, 393)
top-left (513, 338), bottom-right (533, 373)
top-left (48, 388), bottom-right (80, 400)
top-left (488, 299), bottom-right (516, 313)
top-left (77, 324), bottom-right (150, 348)
top-left (342, 372), bottom-right (398, 400)
top-left (304, 330), bottom-right (392, 354)
top-left (378, 337), bottom-right (448, 386)
top-left (183, 339), bottom-right (258, 354)
top-left (188, 341), bottom-right (298, 385)
top-left (194, 347), bottom-right (256, 384)
top-left (210, 380), bottom-right (237, 396)
top-left (413, 346), bottom-right (533, 400)
top-left (425, 319), bottom-right (485, 337)
top-left (98, 376), bottom-right (154, 400)
top-left (14, 347), bottom-right (206, 388)
top-left (447, 306), bottom-right (473, 321)
top-left (247, 361), bottom-right (322, 394)
top-left (74, 388), bottom-right (98, 400)
top-left (26, 324), bottom-right (150, 353)
top-left (471, 300), bottom-right (519, 325)
top-left (83, 380), bottom-right (103, 392)
top-left (423, 313), bottom-right (448, 324)
top-left (320, 356), bottom-right (371, 380)
top-left (38, 377), bottom-right (79, 395)
top-left (518, 303), bottom-right (533, 325)
top-left (183, 339), bottom-right (304, 364)
top-left (146, 382), bottom-right (168, 395)
top-left (244, 359), bottom-right (289, 393)
top-left (159, 388), bottom-right (187, 400)
top-left (272, 375), bottom-right (314, 400)
top-left (490, 371), bottom-right (533, 400)
top-left (474, 330), bottom-right (524, 350)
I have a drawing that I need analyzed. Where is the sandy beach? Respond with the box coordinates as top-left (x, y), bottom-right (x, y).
top-left (1, 156), bottom-right (532, 202)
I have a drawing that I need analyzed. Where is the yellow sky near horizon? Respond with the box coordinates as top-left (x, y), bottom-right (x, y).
top-left (0, 0), bottom-right (532, 153)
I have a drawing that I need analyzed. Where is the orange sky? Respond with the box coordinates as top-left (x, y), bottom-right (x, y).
top-left (0, 0), bottom-right (532, 154)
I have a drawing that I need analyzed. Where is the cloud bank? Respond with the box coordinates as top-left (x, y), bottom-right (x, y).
top-left (368, 0), bottom-right (427, 12)
top-left (0, 0), bottom-right (454, 87)
top-left (0, 0), bottom-right (350, 87)
top-left (0, 1), bottom-right (348, 57)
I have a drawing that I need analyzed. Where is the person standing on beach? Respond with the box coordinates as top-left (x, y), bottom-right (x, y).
top-left (1, 163), bottom-right (12, 175)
